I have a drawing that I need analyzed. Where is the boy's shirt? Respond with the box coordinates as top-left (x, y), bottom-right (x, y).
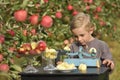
top-left (70, 38), bottom-right (113, 60)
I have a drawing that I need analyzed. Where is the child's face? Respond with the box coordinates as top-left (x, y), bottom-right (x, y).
top-left (72, 27), bottom-right (93, 45)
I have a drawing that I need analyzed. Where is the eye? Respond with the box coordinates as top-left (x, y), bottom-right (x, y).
top-left (79, 34), bottom-right (84, 37)
top-left (74, 35), bottom-right (78, 38)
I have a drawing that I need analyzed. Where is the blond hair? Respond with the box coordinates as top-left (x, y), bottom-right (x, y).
top-left (70, 12), bottom-right (95, 31)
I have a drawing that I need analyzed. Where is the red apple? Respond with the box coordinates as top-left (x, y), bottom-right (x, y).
top-left (72, 10), bottom-right (78, 16)
top-left (14, 9), bottom-right (27, 22)
top-left (94, 14), bottom-right (99, 19)
top-left (18, 48), bottom-right (26, 54)
top-left (7, 30), bottom-right (15, 37)
top-left (31, 29), bottom-right (36, 35)
top-left (96, 6), bottom-right (102, 12)
top-left (55, 11), bottom-right (62, 19)
top-left (67, 4), bottom-right (73, 11)
top-left (0, 35), bottom-right (5, 44)
top-left (0, 64), bottom-right (9, 72)
top-left (22, 43), bottom-right (31, 51)
top-left (99, 20), bottom-right (106, 26)
top-left (86, 5), bottom-right (90, 10)
top-left (29, 14), bottom-right (39, 25)
top-left (37, 40), bottom-right (47, 51)
top-left (35, 49), bottom-right (41, 54)
top-left (23, 30), bottom-right (27, 36)
top-left (44, 0), bottom-right (49, 3)
top-left (40, 15), bottom-right (53, 28)
top-left (88, 0), bottom-right (93, 4)
top-left (9, 47), bottom-right (16, 53)
top-left (0, 54), bottom-right (3, 62)
top-left (29, 50), bottom-right (37, 55)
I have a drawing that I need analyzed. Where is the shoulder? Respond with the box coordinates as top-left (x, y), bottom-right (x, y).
top-left (94, 38), bottom-right (107, 45)
top-left (94, 38), bottom-right (109, 48)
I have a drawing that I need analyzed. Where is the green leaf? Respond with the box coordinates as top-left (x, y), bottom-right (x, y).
top-left (0, 72), bottom-right (12, 80)
top-left (10, 64), bottom-right (22, 72)
top-left (20, 0), bottom-right (29, 8)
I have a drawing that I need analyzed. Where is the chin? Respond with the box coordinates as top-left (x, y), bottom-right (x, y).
top-left (80, 42), bottom-right (85, 45)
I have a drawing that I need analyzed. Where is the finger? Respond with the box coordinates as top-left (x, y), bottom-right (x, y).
top-left (106, 61), bottom-right (111, 67)
top-left (110, 62), bottom-right (115, 70)
top-left (102, 60), bottom-right (108, 64)
top-left (57, 61), bottom-right (62, 64)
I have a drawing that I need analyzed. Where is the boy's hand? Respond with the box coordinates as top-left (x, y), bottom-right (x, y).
top-left (57, 61), bottom-right (63, 65)
top-left (102, 59), bottom-right (114, 70)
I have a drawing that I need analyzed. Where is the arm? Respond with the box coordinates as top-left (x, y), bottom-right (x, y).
top-left (100, 41), bottom-right (115, 70)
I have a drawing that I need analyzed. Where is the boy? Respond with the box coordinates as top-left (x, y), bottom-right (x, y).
top-left (69, 12), bottom-right (114, 70)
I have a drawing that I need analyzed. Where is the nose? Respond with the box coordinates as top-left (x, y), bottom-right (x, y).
top-left (77, 36), bottom-right (82, 42)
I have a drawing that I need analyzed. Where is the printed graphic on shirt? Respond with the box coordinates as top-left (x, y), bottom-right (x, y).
top-left (78, 46), bottom-right (97, 58)
top-left (89, 47), bottom-right (97, 57)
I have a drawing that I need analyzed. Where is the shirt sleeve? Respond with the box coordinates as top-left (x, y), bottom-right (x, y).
top-left (100, 41), bottom-right (113, 60)
top-left (70, 42), bottom-right (79, 53)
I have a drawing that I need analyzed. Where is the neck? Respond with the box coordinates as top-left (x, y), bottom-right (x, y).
top-left (82, 36), bottom-right (94, 47)
top-left (88, 36), bottom-right (94, 42)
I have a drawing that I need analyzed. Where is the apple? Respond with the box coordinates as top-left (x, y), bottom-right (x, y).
top-left (7, 30), bottom-right (15, 37)
top-left (18, 48), bottom-right (26, 54)
top-left (96, 6), bottom-right (102, 12)
top-left (35, 49), bottom-right (41, 54)
top-left (72, 10), bottom-right (78, 16)
top-left (37, 40), bottom-right (47, 51)
top-left (0, 64), bottom-right (9, 72)
top-left (29, 50), bottom-right (37, 55)
top-left (0, 35), bottom-right (5, 44)
top-left (55, 11), bottom-right (62, 19)
top-left (22, 43), bottom-right (31, 51)
top-left (29, 14), bottom-right (39, 25)
top-left (14, 9), bottom-right (27, 22)
top-left (44, 0), bottom-right (49, 3)
top-left (23, 30), bottom-right (27, 36)
top-left (40, 15), bottom-right (53, 28)
top-left (31, 42), bottom-right (37, 50)
top-left (78, 63), bottom-right (87, 71)
top-left (0, 54), bottom-right (3, 62)
top-left (31, 29), bottom-right (36, 35)
top-left (67, 4), bottom-right (73, 11)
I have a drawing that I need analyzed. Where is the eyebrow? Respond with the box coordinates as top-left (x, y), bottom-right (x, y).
top-left (73, 34), bottom-right (84, 37)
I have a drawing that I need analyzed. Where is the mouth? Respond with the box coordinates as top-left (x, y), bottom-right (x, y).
top-left (80, 42), bottom-right (86, 45)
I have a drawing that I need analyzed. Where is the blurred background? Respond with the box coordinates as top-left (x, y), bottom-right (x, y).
top-left (0, 0), bottom-right (120, 80)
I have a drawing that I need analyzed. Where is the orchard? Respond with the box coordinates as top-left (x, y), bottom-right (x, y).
top-left (0, 0), bottom-right (120, 80)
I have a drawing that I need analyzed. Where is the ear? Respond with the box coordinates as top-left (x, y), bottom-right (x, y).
top-left (89, 27), bottom-right (94, 34)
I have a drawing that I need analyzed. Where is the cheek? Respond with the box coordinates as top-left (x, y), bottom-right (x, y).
top-left (84, 35), bottom-right (91, 41)
top-left (83, 35), bottom-right (89, 41)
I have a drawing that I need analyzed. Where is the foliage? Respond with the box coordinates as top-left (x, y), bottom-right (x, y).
top-left (103, 37), bottom-right (120, 80)
top-left (0, 0), bottom-right (120, 80)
